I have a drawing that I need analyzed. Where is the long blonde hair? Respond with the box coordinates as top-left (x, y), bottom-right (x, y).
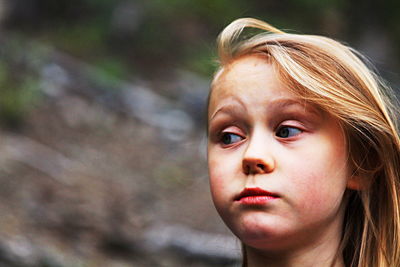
top-left (212, 18), bottom-right (400, 267)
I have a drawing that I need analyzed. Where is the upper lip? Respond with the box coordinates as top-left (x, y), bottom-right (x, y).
top-left (234, 187), bottom-right (279, 201)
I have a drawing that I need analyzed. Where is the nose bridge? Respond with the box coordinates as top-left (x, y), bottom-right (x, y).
top-left (242, 127), bottom-right (275, 175)
top-left (245, 128), bottom-right (269, 156)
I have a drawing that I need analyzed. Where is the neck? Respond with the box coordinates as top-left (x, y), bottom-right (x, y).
top-left (245, 243), bottom-right (344, 267)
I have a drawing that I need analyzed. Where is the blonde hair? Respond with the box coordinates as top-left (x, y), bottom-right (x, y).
top-left (211, 18), bottom-right (400, 267)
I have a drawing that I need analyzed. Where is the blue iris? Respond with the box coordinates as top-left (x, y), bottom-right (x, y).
top-left (221, 133), bottom-right (243, 145)
top-left (276, 126), bottom-right (302, 138)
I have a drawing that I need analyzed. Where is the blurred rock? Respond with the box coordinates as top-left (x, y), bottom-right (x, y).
top-left (1, 135), bottom-right (77, 185)
top-left (175, 70), bottom-right (210, 124)
top-left (40, 63), bottom-right (69, 98)
top-left (122, 84), bottom-right (194, 141)
top-left (0, 236), bottom-right (66, 267)
top-left (57, 96), bottom-right (117, 129)
top-left (144, 224), bottom-right (240, 264)
top-left (33, 44), bottom-right (196, 142)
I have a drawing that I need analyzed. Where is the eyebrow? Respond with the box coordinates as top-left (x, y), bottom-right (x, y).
top-left (265, 99), bottom-right (323, 125)
top-left (269, 98), bottom-right (313, 112)
top-left (209, 100), bottom-right (247, 122)
top-left (210, 97), bottom-right (319, 120)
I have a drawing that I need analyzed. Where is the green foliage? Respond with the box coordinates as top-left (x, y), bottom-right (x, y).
top-left (88, 57), bottom-right (130, 88)
top-left (7, 0), bottom-right (400, 88)
top-left (95, 58), bottom-right (129, 81)
top-left (0, 62), bottom-right (41, 129)
top-left (40, 20), bottom-right (108, 59)
top-left (182, 43), bottom-right (218, 76)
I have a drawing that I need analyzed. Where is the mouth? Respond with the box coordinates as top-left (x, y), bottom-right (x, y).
top-left (234, 187), bottom-right (279, 204)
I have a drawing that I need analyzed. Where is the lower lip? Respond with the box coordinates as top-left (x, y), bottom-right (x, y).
top-left (238, 196), bottom-right (278, 205)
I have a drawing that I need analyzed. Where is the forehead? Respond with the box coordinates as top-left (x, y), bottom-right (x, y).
top-left (209, 54), bottom-right (293, 114)
top-left (216, 54), bottom-right (275, 87)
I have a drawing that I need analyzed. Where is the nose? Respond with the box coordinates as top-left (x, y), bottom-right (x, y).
top-left (242, 157), bottom-right (275, 175)
top-left (242, 131), bottom-right (275, 175)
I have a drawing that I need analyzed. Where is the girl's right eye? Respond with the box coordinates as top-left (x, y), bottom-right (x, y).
top-left (220, 132), bottom-right (244, 146)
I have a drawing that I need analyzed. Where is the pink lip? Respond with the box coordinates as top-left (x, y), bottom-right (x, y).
top-left (234, 187), bottom-right (279, 205)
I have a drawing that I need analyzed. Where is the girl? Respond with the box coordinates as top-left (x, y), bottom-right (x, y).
top-left (207, 18), bottom-right (400, 267)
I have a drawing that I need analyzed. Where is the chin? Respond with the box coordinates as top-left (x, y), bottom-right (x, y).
top-left (229, 215), bottom-right (294, 251)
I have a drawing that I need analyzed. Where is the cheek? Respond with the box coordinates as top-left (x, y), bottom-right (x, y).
top-left (286, 159), bottom-right (349, 215)
top-left (208, 156), bottom-right (231, 198)
top-left (282, 131), bottom-right (349, 208)
top-left (208, 150), bottom-right (242, 212)
top-left (293, 135), bottom-right (349, 189)
top-left (208, 146), bottom-right (240, 181)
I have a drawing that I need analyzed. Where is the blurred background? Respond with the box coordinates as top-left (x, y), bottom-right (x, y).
top-left (0, 0), bottom-right (399, 266)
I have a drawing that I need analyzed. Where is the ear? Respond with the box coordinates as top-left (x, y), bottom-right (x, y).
top-left (347, 173), bottom-right (368, 190)
top-left (347, 176), bottom-right (362, 190)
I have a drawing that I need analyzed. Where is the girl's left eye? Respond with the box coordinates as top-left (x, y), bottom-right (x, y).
top-left (276, 126), bottom-right (302, 138)
top-left (220, 132), bottom-right (244, 145)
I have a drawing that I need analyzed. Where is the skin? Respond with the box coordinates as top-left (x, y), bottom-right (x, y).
top-left (207, 55), bottom-right (358, 267)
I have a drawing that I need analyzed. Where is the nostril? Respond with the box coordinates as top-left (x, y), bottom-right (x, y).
top-left (256, 163), bottom-right (265, 170)
top-left (242, 159), bottom-right (274, 175)
top-left (244, 165), bottom-right (250, 174)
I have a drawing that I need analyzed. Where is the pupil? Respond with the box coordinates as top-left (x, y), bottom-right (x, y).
top-left (280, 128), bottom-right (289, 137)
top-left (223, 134), bottom-right (231, 144)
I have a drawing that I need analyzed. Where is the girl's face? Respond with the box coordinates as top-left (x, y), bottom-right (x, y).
top-left (207, 55), bottom-right (355, 252)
